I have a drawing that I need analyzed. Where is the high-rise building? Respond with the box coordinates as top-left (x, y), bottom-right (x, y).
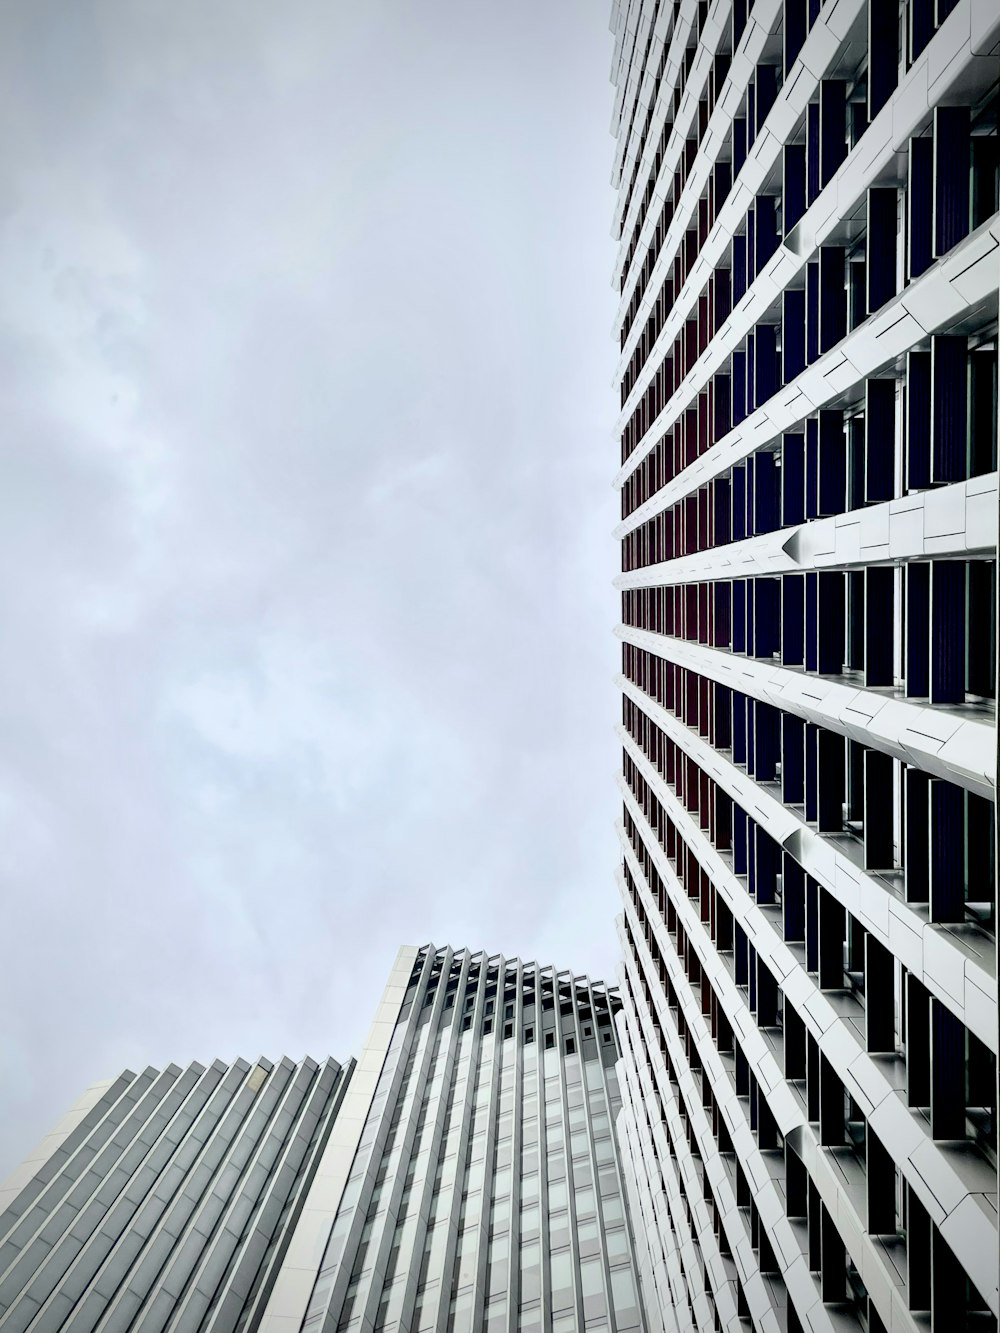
top-left (0, 947), bottom-right (649, 1333)
top-left (258, 944), bottom-right (646, 1333)
top-left (0, 1056), bottom-right (350, 1333)
top-left (609, 4), bottom-right (998, 1333)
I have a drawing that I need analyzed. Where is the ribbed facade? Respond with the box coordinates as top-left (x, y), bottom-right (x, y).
top-left (260, 945), bottom-right (647, 1333)
top-left (609, 3), bottom-right (998, 1333)
top-left (0, 1056), bottom-right (350, 1333)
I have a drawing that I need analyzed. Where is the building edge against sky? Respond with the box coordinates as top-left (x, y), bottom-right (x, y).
top-left (0, 1055), bottom-right (352, 1331)
top-left (608, 1), bottom-right (998, 1332)
top-left (0, 947), bottom-right (653, 1333)
top-left (2, 2), bottom-right (999, 1332)
top-left (258, 944), bottom-right (648, 1332)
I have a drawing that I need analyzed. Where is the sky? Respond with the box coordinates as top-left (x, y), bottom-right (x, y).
top-left (0, 0), bottom-right (620, 1175)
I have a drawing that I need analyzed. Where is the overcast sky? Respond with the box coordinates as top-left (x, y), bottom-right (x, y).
top-left (0, 0), bottom-right (619, 1174)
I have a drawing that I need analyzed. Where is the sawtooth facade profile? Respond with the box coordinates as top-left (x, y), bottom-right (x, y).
top-left (608, 0), bottom-right (998, 1331)
top-left (0, 948), bottom-right (649, 1333)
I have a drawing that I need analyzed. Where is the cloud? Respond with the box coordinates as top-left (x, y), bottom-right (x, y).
top-left (0, 0), bottom-right (619, 1174)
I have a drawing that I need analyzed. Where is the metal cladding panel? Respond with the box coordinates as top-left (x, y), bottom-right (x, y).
top-left (610, 0), bottom-right (998, 1331)
top-left (0, 1057), bottom-right (349, 1333)
top-left (284, 944), bottom-right (648, 1333)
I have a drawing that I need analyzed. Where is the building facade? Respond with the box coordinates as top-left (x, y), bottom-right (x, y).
top-left (609, 2), bottom-right (998, 1333)
top-left (0, 1056), bottom-right (350, 1333)
top-left (259, 944), bottom-right (647, 1333)
top-left (0, 948), bottom-right (649, 1333)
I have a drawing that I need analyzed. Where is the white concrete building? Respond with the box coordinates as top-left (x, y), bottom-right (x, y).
top-left (608, 1), bottom-right (999, 1330)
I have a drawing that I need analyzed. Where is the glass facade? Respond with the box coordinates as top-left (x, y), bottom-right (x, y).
top-left (1, 949), bottom-right (652, 1333)
top-left (0, 1056), bottom-right (349, 1333)
top-left (295, 945), bottom-right (647, 1333)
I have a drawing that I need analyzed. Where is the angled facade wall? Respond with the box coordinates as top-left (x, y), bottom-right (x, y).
top-left (608, 1), bottom-right (999, 1331)
top-left (0, 949), bottom-right (652, 1333)
top-left (0, 1056), bottom-right (350, 1333)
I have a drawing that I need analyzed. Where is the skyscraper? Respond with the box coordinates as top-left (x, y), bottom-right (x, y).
top-left (0, 1056), bottom-right (350, 1332)
top-left (0, 948), bottom-right (649, 1333)
top-left (609, 3), bottom-right (998, 1333)
top-left (259, 945), bottom-right (646, 1333)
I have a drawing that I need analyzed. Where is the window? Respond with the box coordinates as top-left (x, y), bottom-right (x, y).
top-left (583, 1024), bottom-right (593, 1037)
top-left (549, 1249), bottom-right (574, 1312)
top-left (598, 1167), bottom-right (618, 1197)
top-left (503, 1022), bottom-right (513, 1039)
top-left (580, 1256), bottom-right (606, 1302)
top-left (595, 1137), bottom-right (615, 1164)
top-left (548, 1179), bottom-right (569, 1209)
top-left (565, 1037), bottom-right (576, 1054)
top-left (548, 1209), bottom-right (571, 1250)
top-left (575, 1185), bottom-right (596, 1216)
top-left (610, 1266), bottom-right (640, 1326)
top-left (484, 1296), bottom-right (507, 1331)
top-left (573, 1159), bottom-right (593, 1189)
top-left (605, 1228), bottom-right (629, 1260)
top-left (519, 1239), bottom-right (541, 1303)
top-left (518, 1303), bottom-right (542, 1332)
top-left (490, 1231), bottom-right (512, 1295)
top-left (520, 1200), bottom-right (540, 1237)
top-left (545, 1033), bottom-right (555, 1049)
top-left (525, 1026), bottom-right (534, 1043)
top-left (448, 1290), bottom-right (473, 1326)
